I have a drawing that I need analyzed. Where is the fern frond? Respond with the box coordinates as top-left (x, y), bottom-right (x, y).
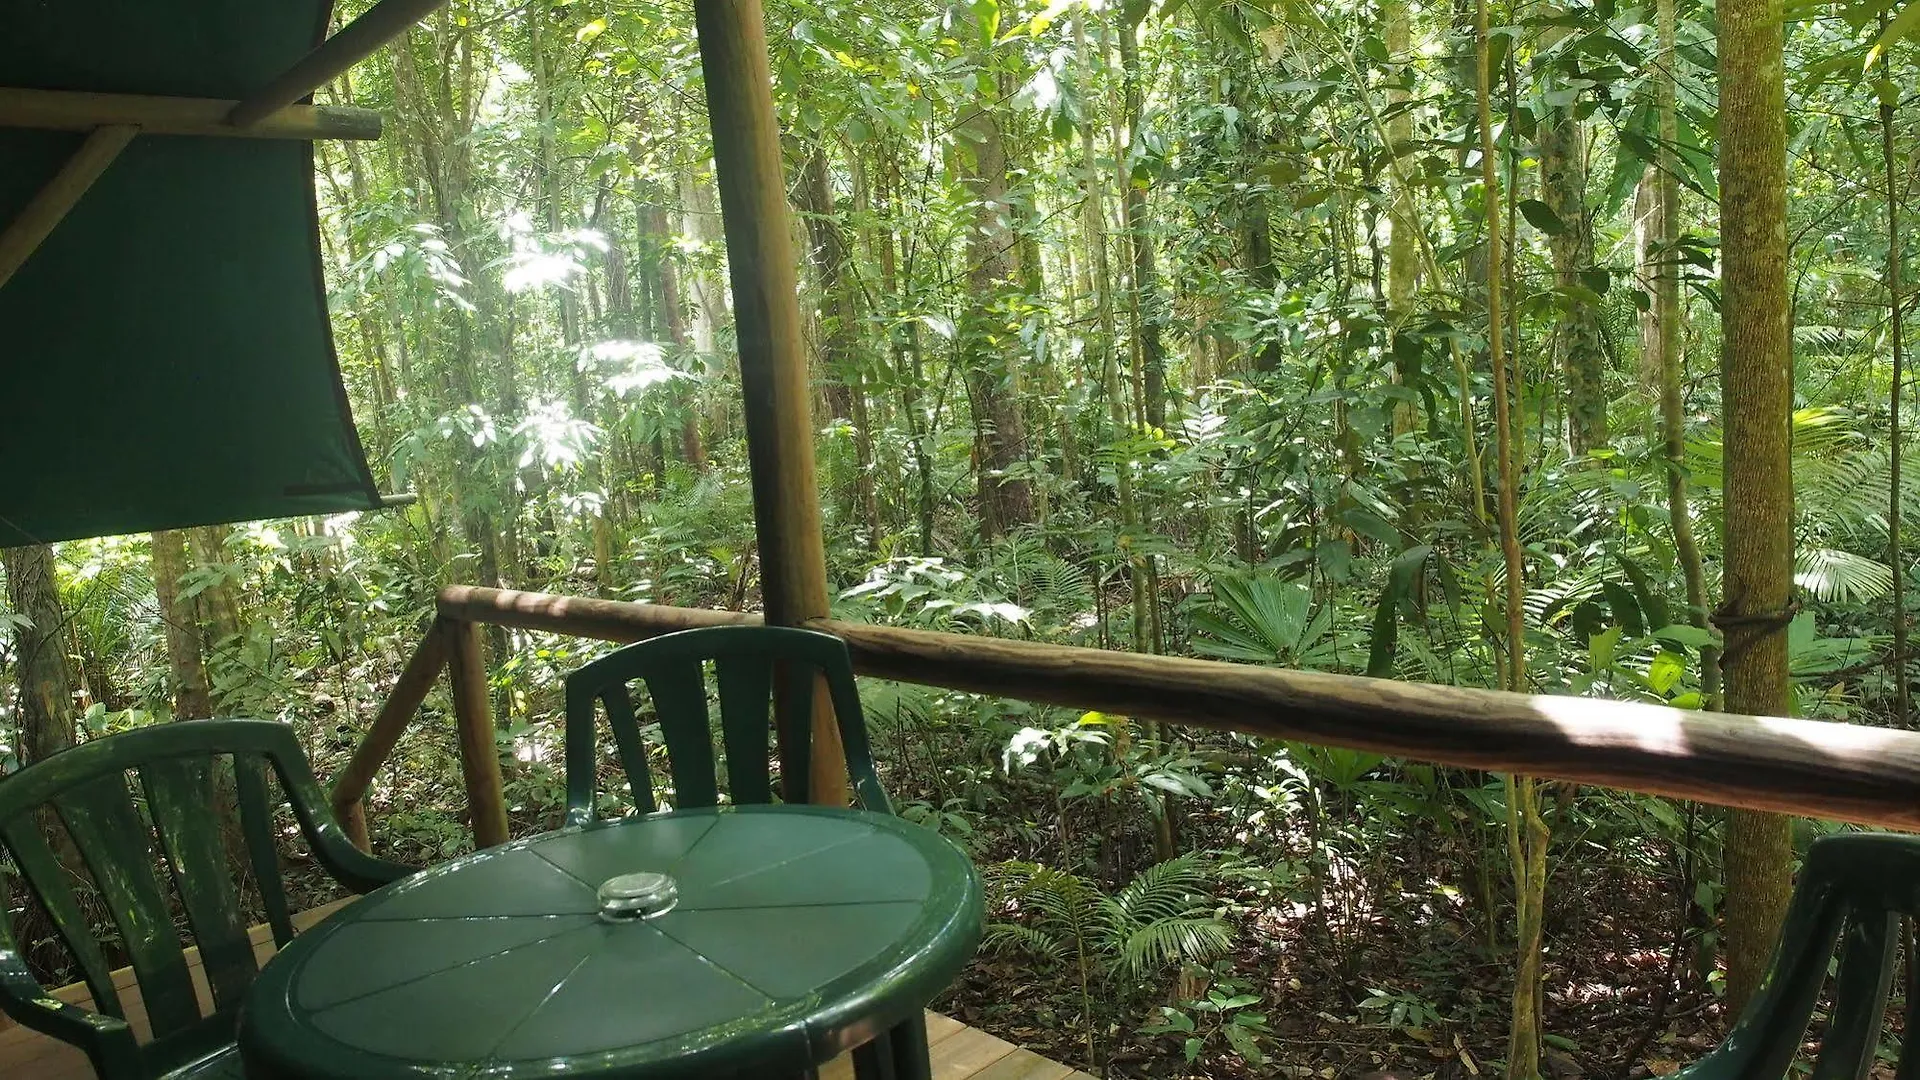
top-left (983, 922), bottom-right (1068, 964)
top-left (1114, 916), bottom-right (1234, 976)
top-left (1110, 854), bottom-right (1215, 925)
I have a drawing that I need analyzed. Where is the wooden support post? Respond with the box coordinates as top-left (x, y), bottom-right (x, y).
top-left (0, 88), bottom-right (381, 140)
top-left (0, 124), bottom-right (136, 292)
top-left (330, 620), bottom-right (453, 851)
top-left (692, 0), bottom-right (847, 804)
top-left (227, 0), bottom-right (447, 128)
top-left (445, 619), bottom-right (510, 848)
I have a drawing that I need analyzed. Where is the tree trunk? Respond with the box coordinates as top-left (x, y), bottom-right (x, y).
top-left (1476, 0), bottom-right (1547, 1069)
top-left (797, 147), bottom-right (879, 546)
top-left (393, 18), bottom-right (510, 655)
top-left (1716, 0), bottom-right (1796, 1019)
top-left (658, 204), bottom-right (709, 472)
top-left (1882, 19), bottom-right (1909, 730)
top-left (531, 8), bottom-right (613, 591)
top-left (958, 27), bottom-right (1034, 539)
top-left (1384, 0), bottom-right (1422, 435)
top-left (3, 545), bottom-right (75, 765)
top-left (151, 530), bottom-right (213, 720)
top-left (1649, 0), bottom-right (1719, 713)
top-left (1080, 12), bottom-right (1151, 652)
top-left (1633, 171), bottom-right (1666, 408)
top-left (187, 525), bottom-right (242, 649)
top-left (1118, 5), bottom-right (1168, 430)
top-left (1538, 112), bottom-right (1607, 453)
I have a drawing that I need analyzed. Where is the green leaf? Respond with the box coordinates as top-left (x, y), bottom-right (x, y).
top-left (1868, 0), bottom-right (1920, 68)
top-left (970, 0), bottom-right (1001, 43)
top-left (1589, 625), bottom-right (1622, 671)
top-left (1600, 579), bottom-right (1644, 637)
top-left (1543, 1033), bottom-right (1580, 1051)
top-left (1518, 199), bottom-right (1567, 235)
top-left (1648, 650), bottom-right (1685, 694)
top-left (1652, 623), bottom-right (1717, 649)
top-left (1368, 545), bottom-right (1433, 678)
top-left (1222, 1021), bottom-right (1267, 1063)
top-left (1618, 555), bottom-right (1670, 630)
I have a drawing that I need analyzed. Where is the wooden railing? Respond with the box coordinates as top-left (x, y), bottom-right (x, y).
top-left (331, 583), bottom-right (1920, 850)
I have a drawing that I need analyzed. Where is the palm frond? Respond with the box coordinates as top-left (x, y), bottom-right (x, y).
top-left (982, 922), bottom-right (1068, 964)
top-left (1795, 548), bottom-right (1894, 603)
top-left (1110, 853), bottom-right (1214, 922)
top-left (1114, 917), bottom-right (1234, 977)
top-left (1192, 576), bottom-right (1321, 664)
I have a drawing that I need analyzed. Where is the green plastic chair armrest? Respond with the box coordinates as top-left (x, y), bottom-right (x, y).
top-left (0, 940), bottom-right (141, 1074)
top-left (259, 734), bottom-right (415, 892)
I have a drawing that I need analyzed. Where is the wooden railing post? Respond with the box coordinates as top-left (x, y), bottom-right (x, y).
top-left (445, 617), bottom-right (510, 848)
top-left (692, 0), bottom-right (848, 806)
top-left (331, 620), bottom-right (452, 852)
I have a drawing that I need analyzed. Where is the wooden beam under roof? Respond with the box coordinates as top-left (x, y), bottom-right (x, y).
top-left (0, 88), bottom-right (382, 140)
top-left (0, 125), bottom-right (136, 292)
top-left (226, 0), bottom-right (446, 128)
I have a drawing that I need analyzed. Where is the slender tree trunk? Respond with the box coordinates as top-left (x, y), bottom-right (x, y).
top-left (187, 525), bottom-right (242, 650)
top-left (797, 147), bottom-right (879, 546)
top-left (1539, 112), bottom-right (1607, 453)
top-left (3, 545), bottom-right (75, 764)
top-left (1118, 5), bottom-right (1169, 429)
top-left (1883, 29), bottom-right (1909, 729)
top-left (874, 146), bottom-right (937, 553)
top-left (681, 168), bottom-right (730, 365)
top-left (1651, 0), bottom-right (1719, 711)
top-left (1079, 13), bottom-right (1150, 652)
top-left (958, 22), bottom-right (1034, 538)
top-left (394, 21), bottom-right (509, 656)
top-left (1385, 0), bottom-right (1422, 434)
top-left (1633, 172), bottom-right (1667, 408)
top-left (658, 205), bottom-right (709, 472)
top-left (151, 530), bottom-right (213, 720)
top-left (1716, 0), bottom-right (1796, 1018)
top-left (1477, 0), bottom-right (1546, 1070)
top-left (531, 9), bottom-right (614, 591)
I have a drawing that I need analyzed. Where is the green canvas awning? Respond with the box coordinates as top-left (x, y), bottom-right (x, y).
top-left (0, 0), bottom-right (388, 547)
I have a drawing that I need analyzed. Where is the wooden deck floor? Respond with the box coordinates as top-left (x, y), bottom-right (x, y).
top-left (0, 899), bottom-right (1089, 1080)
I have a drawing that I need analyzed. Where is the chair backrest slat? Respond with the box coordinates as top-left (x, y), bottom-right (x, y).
top-left (1809, 911), bottom-right (1897, 1080)
top-left (774, 661), bottom-right (815, 805)
top-left (644, 662), bottom-right (719, 808)
top-left (564, 626), bottom-right (888, 822)
top-left (713, 655), bottom-right (774, 806)
top-left (0, 817), bottom-right (123, 1019)
top-left (601, 683), bottom-right (655, 813)
top-left (51, 774), bottom-right (202, 1039)
top-left (232, 753), bottom-right (296, 948)
top-left (139, 757), bottom-right (255, 1012)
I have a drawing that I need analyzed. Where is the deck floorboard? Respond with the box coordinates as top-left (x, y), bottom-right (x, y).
top-left (0, 901), bottom-right (1089, 1080)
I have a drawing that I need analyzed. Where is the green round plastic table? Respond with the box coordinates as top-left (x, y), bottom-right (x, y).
top-left (238, 804), bottom-right (982, 1080)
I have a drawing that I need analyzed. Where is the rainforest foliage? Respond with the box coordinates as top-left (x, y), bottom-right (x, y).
top-left (3, 0), bottom-right (1919, 1074)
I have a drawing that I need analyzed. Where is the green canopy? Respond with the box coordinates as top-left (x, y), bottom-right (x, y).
top-left (0, 0), bottom-right (385, 547)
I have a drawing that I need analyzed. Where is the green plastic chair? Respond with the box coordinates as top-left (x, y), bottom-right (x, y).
top-left (565, 625), bottom-right (934, 1080)
top-left (0, 719), bottom-right (413, 1079)
top-left (1674, 832), bottom-right (1919, 1079)
top-left (563, 624), bottom-right (890, 824)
